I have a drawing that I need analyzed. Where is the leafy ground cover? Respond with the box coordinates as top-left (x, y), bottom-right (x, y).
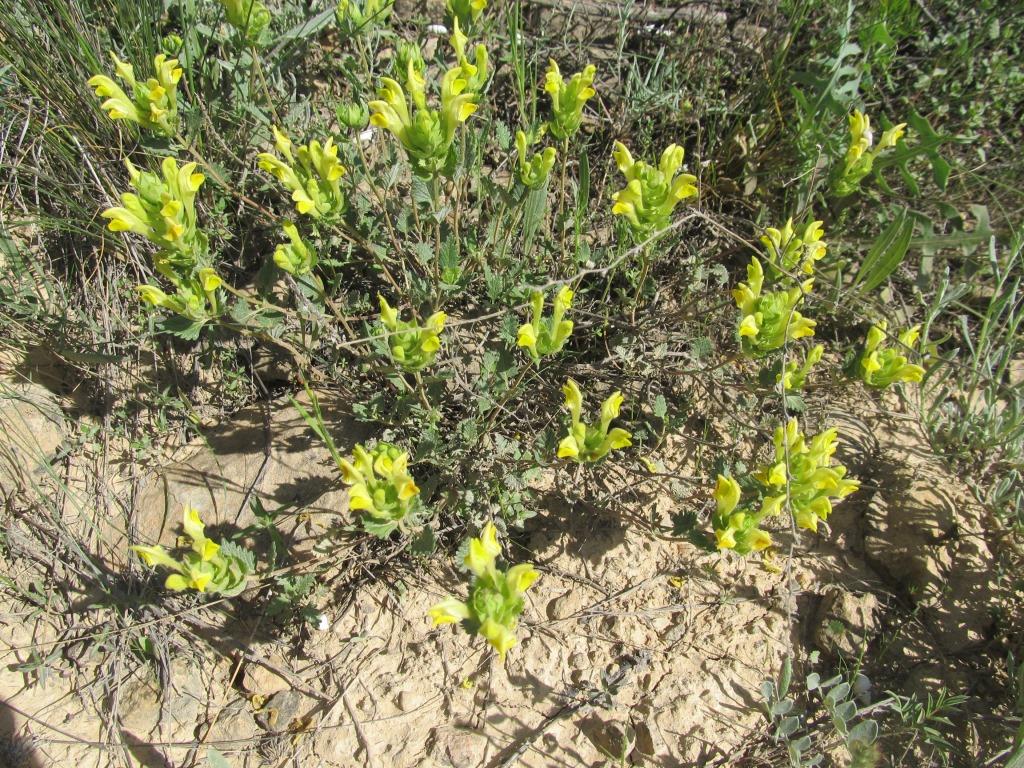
top-left (0, 0), bottom-right (1022, 765)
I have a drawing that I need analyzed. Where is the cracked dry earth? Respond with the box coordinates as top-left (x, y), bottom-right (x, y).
top-left (0, 382), bottom-right (1000, 767)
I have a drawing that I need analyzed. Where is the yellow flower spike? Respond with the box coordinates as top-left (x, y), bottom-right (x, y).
top-left (338, 443), bottom-right (422, 537)
top-left (738, 314), bottom-right (760, 338)
top-left (715, 527), bottom-right (737, 550)
top-left (713, 475), bottom-right (741, 516)
top-left (183, 506), bottom-right (206, 542)
top-left (137, 285), bottom-right (170, 307)
top-left (859, 321), bottom-right (926, 387)
top-left (133, 506), bottom-right (252, 596)
top-left (198, 268), bottom-right (222, 293)
top-left (610, 140), bottom-right (696, 236)
top-left (428, 598), bottom-right (471, 625)
top-left (88, 51), bottom-right (181, 135)
top-left (834, 109), bottom-right (908, 196)
top-left (557, 435), bottom-right (581, 459)
top-left (131, 544), bottom-right (180, 571)
top-left (197, 538), bottom-right (221, 562)
top-left (259, 129), bottom-right (345, 218)
top-left (544, 60), bottom-right (597, 141)
top-left (516, 322), bottom-right (538, 350)
top-left (612, 141), bottom-right (635, 174)
top-left (506, 564), bottom-right (540, 594)
top-left (562, 379), bottom-right (583, 425)
top-left (479, 618), bottom-right (517, 659)
top-left (599, 391), bottom-right (624, 429)
top-left (558, 380), bottom-right (632, 463)
top-left (164, 573), bottom-right (190, 591)
top-left (749, 529), bottom-right (773, 551)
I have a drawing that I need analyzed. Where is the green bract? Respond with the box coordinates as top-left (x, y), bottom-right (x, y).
top-left (132, 507), bottom-right (253, 596)
top-left (517, 285), bottom-right (573, 363)
top-left (711, 475), bottom-right (774, 555)
top-left (102, 157), bottom-right (224, 329)
top-left (543, 60), bottom-right (596, 141)
top-left (779, 344), bottom-right (824, 391)
top-left (258, 127), bottom-right (346, 219)
top-left (87, 52), bottom-right (182, 136)
top-left (337, 101), bottom-right (370, 129)
top-left (446, 0), bottom-right (486, 30)
top-left (732, 257), bottom-right (816, 357)
top-left (378, 295), bottom-right (446, 372)
top-left (339, 443), bottom-right (422, 537)
top-left (217, 0), bottom-right (272, 44)
top-left (429, 523), bottom-right (540, 659)
top-left (832, 109), bottom-right (907, 197)
top-left (102, 157), bottom-right (206, 262)
top-left (336, 0), bottom-right (393, 37)
top-left (753, 419), bottom-right (859, 533)
top-left (369, 58), bottom-right (478, 178)
top-left (516, 130), bottom-right (556, 189)
top-left (610, 141), bottom-right (698, 237)
top-left (761, 218), bottom-right (827, 278)
top-left (136, 266), bottom-right (223, 327)
top-left (859, 321), bottom-right (926, 388)
top-left (557, 379), bottom-right (632, 463)
top-left (274, 222), bottom-right (317, 277)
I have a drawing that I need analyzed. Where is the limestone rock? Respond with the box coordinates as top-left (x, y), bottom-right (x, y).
top-left (0, 381), bottom-right (65, 497)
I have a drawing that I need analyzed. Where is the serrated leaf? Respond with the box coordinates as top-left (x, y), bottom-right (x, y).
top-left (157, 315), bottom-right (205, 341)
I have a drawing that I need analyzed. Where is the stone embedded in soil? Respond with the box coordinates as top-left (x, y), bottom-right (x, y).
top-left (0, 380), bottom-right (65, 497)
top-left (121, 392), bottom-right (368, 565)
top-left (255, 689), bottom-right (306, 733)
top-left (812, 586), bottom-right (879, 657)
top-left (242, 658), bottom-right (292, 696)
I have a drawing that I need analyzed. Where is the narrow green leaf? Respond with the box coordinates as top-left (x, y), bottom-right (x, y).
top-left (854, 208), bottom-right (914, 293)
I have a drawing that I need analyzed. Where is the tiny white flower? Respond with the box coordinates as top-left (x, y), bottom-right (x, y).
top-left (316, 614), bottom-right (330, 631)
top-left (359, 127), bottom-right (375, 145)
top-left (427, 23), bottom-right (448, 34)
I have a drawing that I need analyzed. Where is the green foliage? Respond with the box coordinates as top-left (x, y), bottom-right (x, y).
top-left (543, 59), bottom-right (596, 141)
top-left (87, 52), bottom-right (182, 136)
top-left (258, 127), bottom-right (347, 219)
top-left (216, 0), bottom-right (272, 45)
top-left (858, 322), bottom-right (926, 388)
top-left (132, 507), bottom-right (253, 596)
top-left (557, 379), bottom-right (632, 463)
top-left (516, 285), bottom-right (574, 363)
top-left (339, 442), bottom-right (425, 537)
top-left (378, 296), bottom-right (446, 372)
top-left (733, 258), bottom-right (816, 357)
top-left (429, 522), bottom-right (539, 658)
top-left (610, 141), bottom-right (698, 237)
top-left (753, 419), bottom-right (859, 533)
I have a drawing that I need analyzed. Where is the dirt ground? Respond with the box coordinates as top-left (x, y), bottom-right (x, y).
top-left (0, 377), bottom-right (1001, 767)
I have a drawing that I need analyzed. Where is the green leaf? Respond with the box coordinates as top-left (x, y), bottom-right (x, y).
top-left (157, 315), bottom-right (206, 341)
top-left (873, 110), bottom-right (960, 195)
top-left (854, 208), bottom-right (914, 293)
top-left (522, 183), bottom-right (548, 257)
top-left (207, 747), bottom-right (232, 768)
